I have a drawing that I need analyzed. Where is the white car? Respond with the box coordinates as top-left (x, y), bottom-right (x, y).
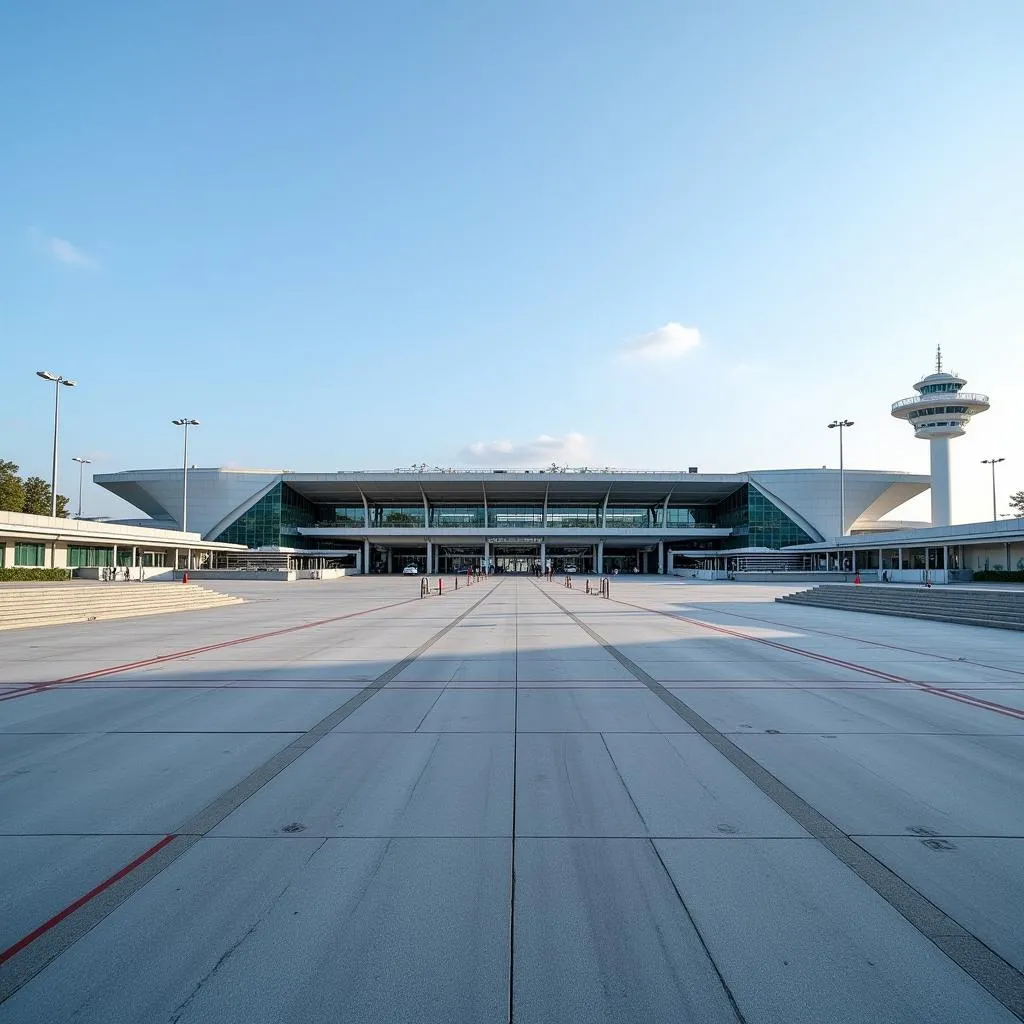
top-left (402, 565), bottom-right (419, 575)
top-left (564, 564), bottom-right (578, 573)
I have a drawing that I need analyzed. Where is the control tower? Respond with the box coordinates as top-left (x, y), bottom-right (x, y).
top-left (891, 348), bottom-right (989, 526)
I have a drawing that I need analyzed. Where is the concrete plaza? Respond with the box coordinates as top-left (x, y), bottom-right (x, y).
top-left (0, 577), bottom-right (1022, 1022)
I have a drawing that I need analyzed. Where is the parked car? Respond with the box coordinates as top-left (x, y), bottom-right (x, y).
top-left (564, 564), bottom-right (578, 573)
top-left (402, 565), bottom-right (419, 575)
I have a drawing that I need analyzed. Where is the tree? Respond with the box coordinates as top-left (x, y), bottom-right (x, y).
top-left (0, 460), bottom-right (25, 513)
top-left (1010, 490), bottom-right (1024, 518)
top-left (20, 476), bottom-right (70, 518)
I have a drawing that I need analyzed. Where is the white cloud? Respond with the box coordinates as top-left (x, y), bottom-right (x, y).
top-left (29, 228), bottom-right (99, 269)
top-left (460, 432), bottom-right (591, 467)
top-left (619, 322), bottom-right (700, 361)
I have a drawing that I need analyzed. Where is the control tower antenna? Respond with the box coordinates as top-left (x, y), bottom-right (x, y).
top-left (891, 354), bottom-right (989, 526)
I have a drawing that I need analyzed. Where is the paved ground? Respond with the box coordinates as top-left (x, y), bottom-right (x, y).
top-left (1, 576), bottom-right (1022, 1023)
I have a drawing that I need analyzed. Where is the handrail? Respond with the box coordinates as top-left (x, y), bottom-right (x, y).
top-left (891, 392), bottom-right (988, 411)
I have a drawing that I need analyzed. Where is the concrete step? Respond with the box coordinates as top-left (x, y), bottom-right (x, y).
top-left (0, 584), bottom-right (243, 631)
top-left (776, 586), bottom-right (1024, 630)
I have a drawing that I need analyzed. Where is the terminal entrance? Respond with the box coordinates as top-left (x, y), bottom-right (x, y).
top-left (547, 545), bottom-right (595, 574)
top-left (436, 546), bottom-right (484, 573)
top-left (492, 545), bottom-right (541, 574)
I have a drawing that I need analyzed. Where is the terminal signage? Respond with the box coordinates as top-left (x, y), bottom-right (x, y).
top-left (487, 537), bottom-right (542, 544)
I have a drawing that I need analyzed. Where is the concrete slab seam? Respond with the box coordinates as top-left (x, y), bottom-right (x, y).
top-left (534, 581), bottom-right (1024, 1021)
top-left (0, 582), bottom-right (505, 1003)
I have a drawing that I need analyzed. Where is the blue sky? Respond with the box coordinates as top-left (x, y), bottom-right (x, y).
top-left (2, 0), bottom-right (1022, 523)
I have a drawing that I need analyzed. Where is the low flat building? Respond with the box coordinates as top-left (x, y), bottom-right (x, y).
top-left (95, 466), bottom-right (929, 575)
top-left (0, 510), bottom-right (246, 574)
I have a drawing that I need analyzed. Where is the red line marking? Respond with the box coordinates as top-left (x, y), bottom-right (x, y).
top-left (921, 687), bottom-right (1024, 720)
top-left (608, 597), bottom-right (1024, 721)
top-left (0, 834), bottom-right (177, 966)
top-left (0, 597), bottom-right (420, 704)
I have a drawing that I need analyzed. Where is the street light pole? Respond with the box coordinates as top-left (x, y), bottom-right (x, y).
top-left (981, 458), bottom-right (1005, 521)
top-left (71, 457), bottom-right (93, 518)
top-left (36, 371), bottom-right (77, 516)
top-left (171, 419), bottom-right (200, 533)
top-left (827, 419), bottom-right (855, 537)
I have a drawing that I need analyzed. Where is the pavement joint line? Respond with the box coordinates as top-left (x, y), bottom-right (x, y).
top-left (0, 594), bottom-right (429, 705)
top-left (0, 581), bottom-right (504, 1005)
top-left (605, 595), bottom-right (1024, 722)
top-left (661, 602), bottom-right (1024, 679)
top-left (534, 579), bottom-right (1024, 1021)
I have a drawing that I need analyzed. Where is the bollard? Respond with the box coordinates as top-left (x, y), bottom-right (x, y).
top-left (455, 577), bottom-right (458, 590)
top-left (854, 574), bottom-right (861, 586)
top-left (438, 578), bottom-right (443, 595)
top-left (182, 571), bottom-right (190, 585)
top-left (420, 577), bottom-right (429, 598)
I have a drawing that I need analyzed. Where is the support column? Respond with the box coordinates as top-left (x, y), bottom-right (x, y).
top-left (112, 544), bottom-right (118, 571)
top-left (426, 540), bottom-right (433, 575)
top-left (929, 437), bottom-right (952, 526)
top-left (540, 541), bottom-right (546, 574)
top-left (657, 540), bottom-right (664, 574)
top-left (387, 549), bottom-right (393, 574)
top-left (484, 540), bottom-right (491, 573)
top-left (596, 540), bottom-right (604, 575)
top-left (363, 539), bottom-right (370, 574)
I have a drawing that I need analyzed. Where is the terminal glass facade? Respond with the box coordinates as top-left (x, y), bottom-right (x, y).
top-left (546, 505), bottom-right (600, 528)
top-left (326, 505), bottom-right (366, 527)
top-left (430, 505), bottom-right (486, 528)
top-left (488, 505), bottom-right (543, 529)
top-left (369, 505), bottom-right (425, 528)
top-left (216, 483), bottom-right (318, 548)
top-left (717, 485), bottom-right (815, 549)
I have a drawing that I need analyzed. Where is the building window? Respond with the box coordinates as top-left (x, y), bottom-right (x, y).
top-left (67, 546), bottom-right (114, 567)
top-left (370, 505), bottom-right (425, 528)
top-left (324, 505), bottom-right (366, 527)
top-left (14, 542), bottom-right (45, 567)
top-left (429, 505), bottom-right (486, 528)
top-left (546, 506), bottom-right (600, 528)
top-left (487, 505), bottom-right (543, 529)
top-left (215, 483), bottom-right (317, 548)
top-left (605, 507), bottom-right (656, 529)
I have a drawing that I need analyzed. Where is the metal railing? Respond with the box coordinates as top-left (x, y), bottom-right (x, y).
top-left (891, 392), bottom-right (988, 411)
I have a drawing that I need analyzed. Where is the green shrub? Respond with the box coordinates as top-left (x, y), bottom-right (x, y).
top-left (972, 570), bottom-right (1024, 583)
top-left (0, 567), bottom-right (72, 582)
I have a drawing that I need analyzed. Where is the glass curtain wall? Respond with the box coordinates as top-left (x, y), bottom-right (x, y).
top-left (369, 505), bottom-right (425, 528)
top-left (487, 505), bottom-right (543, 529)
top-left (546, 506), bottom-right (600, 528)
top-left (430, 505), bottom-right (486, 528)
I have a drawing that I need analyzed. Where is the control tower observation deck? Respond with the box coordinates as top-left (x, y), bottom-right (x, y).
top-left (891, 348), bottom-right (989, 526)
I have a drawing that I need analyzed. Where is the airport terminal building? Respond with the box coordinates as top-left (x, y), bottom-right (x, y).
top-left (95, 467), bottom-right (929, 575)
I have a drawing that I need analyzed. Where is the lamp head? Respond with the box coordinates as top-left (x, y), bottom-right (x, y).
top-left (36, 370), bottom-right (57, 381)
top-left (61, 379), bottom-right (77, 387)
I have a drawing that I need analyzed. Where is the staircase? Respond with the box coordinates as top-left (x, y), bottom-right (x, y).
top-left (776, 584), bottom-right (1024, 631)
top-left (0, 583), bottom-right (244, 631)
